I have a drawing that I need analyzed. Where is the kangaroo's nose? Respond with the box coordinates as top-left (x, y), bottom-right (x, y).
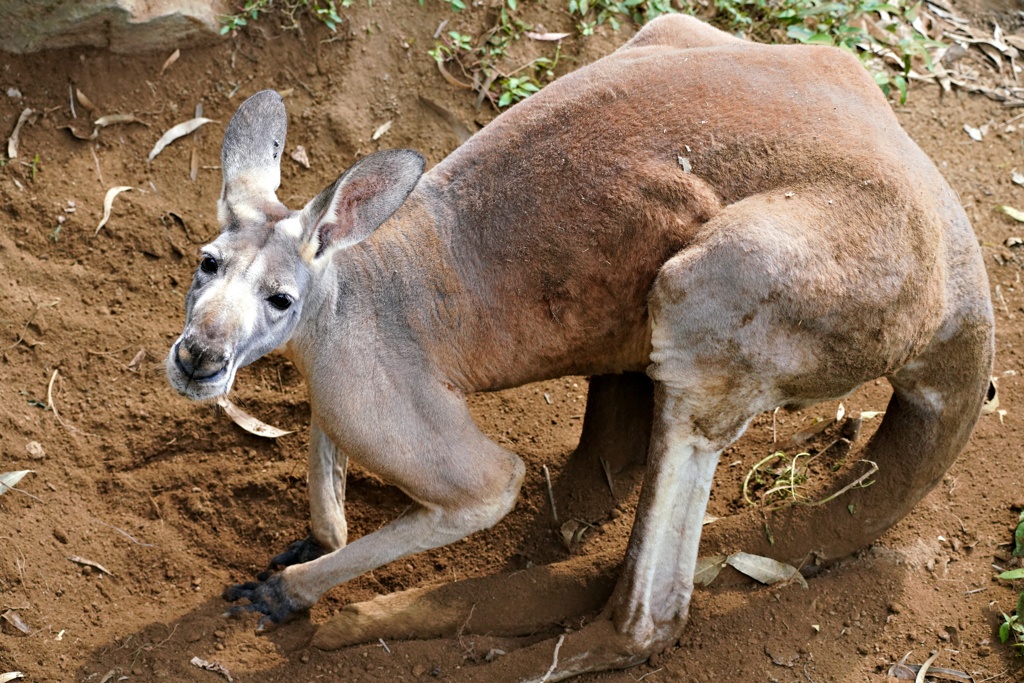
top-left (175, 340), bottom-right (227, 381)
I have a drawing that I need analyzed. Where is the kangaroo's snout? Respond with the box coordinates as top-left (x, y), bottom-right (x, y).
top-left (174, 338), bottom-right (230, 382)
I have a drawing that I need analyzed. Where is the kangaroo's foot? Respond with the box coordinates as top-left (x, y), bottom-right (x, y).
top-left (223, 573), bottom-right (309, 630)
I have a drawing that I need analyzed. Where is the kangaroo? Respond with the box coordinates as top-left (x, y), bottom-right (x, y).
top-left (166, 14), bottom-right (994, 681)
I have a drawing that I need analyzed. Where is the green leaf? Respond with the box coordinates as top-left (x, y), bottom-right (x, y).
top-left (786, 25), bottom-right (815, 41)
top-left (507, 0), bottom-right (517, 9)
top-left (498, 91), bottom-right (512, 107)
top-left (805, 33), bottom-right (836, 45)
top-left (1012, 519), bottom-right (1024, 557)
top-left (999, 568), bottom-right (1024, 581)
top-left (796, 3), bottom-right (850, 17)
top-left (1000, 621), bottom-right (1011, 643)
top-left (893, 74), bottom-right (908, 105)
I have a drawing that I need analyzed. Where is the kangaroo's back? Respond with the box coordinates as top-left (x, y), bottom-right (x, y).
top-left (425, 16), bottom-right (965, 389)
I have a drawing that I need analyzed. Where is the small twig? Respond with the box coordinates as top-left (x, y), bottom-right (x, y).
top-left (995, 285), bottom-right (1010, 316)
top-left (95, 520), bottom-right (155, 547)
top-left (0, 481), bottom-right (44, 504)
top-left (86, 346), bottom-right (133, 357)
top-left (153, 623), bottom-right (178, 648)
top-left (90, 145), bottom-right (105, 186)
top-left (803, 662), bottom-right (818, 683)
top-left (542, 465), bottom-right (559, 525)
top-left (4, 300), bottom-right (58, 350)
top-left (456, 602), bottom-right (477, 639)
top-left (598, 457), bottom-right (615, 498)
top-left (539, 634), bottom-right (566, 683)
top-left (635, 668), bottom-right (663, 681)
top-left (806, 460), bottom-right (878, 507)
top-left (46, 369), bottom-right (82, 434)
top-left (377, 638), bottom-right (391, 654)
top-left (772, 406), bottom-right (779, 443)
top-left (965, 586), bottom-right (988, 595)
top-left (67, 555), bottom-right (113, 576)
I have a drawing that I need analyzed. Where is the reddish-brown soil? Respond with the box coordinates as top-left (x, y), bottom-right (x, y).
top-left (2, 2), bottom-right (1023, 682)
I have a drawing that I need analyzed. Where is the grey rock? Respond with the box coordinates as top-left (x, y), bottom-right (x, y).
top-left (0, 0), bottom-right (225, 54)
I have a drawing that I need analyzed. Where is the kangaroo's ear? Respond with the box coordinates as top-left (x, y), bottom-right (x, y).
top-left (219, 90), bottom-right (288, 226)
top-left (299, 149), bottom-right (425, 261)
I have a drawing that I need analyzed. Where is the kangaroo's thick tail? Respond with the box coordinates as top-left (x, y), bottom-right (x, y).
top-left (699, 303), bottom-right (995, 568)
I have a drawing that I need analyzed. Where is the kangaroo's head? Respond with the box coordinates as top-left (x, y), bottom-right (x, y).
top-left (166, 90), bottom-right (424, 400)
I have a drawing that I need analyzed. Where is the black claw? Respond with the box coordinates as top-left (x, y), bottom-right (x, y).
top-left (221, 573), bottom-right (304, 627)
top-left (268, 536), bottom-right (327, 568)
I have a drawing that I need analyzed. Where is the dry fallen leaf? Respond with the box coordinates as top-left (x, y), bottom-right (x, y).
top-left (94, 186), bottom-right (133, 235)
top-left (559, 519), bottom-right (588, 552)
top-left (859, 410), bottom-right (884, 420)
top-left (726, 552), bottom-right (807, 588)
top-left (419, 96), bottom-right (475, 144)
top-left (127, 348), bottom-right (146, 371)
top-left (0, 673), bottom-right (25, 682)
top-left (997, 205), bottom-right (1024, 222)
top-left (525, 31), bottom-right (571, 41)
top-left (75, 89), bottom-right (97, 113)
top-left (95, 114), bottom-right (145, 129)
top-left (887, 651), bottom-right (972, 681)
top-left (148, 117), bottom-right (214, 162)
top-left (963, 124), bottom-right (985, 141)
top-left (216, 397), bottom-right (293, 438)
top-left (7, 108), bottom-right (33, 158)
top-left (290, 145), bottom-right (311, 169)
top-left (1012, 170), bottom-right (1024, 186)
top-left (190, 657), bottom-right (234, 682)
top-left (1, 610), bottom-right (30, 635)
top-left (67, 555), bottom-right (113, 576)
top-left (372, 120), bottom-right (393, 141)
top-left (0, 470), bottom-right (33, 497)
top-left (62, 115), bottom-right (145, 142)
top-left (160, 48), bottom-right (181, 75)
top-left (778, 417), bottom-right (835, 449)
top-left (694, 555), bottom-right (727, 587)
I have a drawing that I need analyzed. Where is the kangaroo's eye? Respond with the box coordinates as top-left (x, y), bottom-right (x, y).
top-left (267, 293), bottom-right (292, 311)
top-left (200, 255), bottom-right (219, 274)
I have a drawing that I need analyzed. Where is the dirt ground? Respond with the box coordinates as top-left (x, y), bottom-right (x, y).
top-left (2, 1), bottom-right (1024, 681)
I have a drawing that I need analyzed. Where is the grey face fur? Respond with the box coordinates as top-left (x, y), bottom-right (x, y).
top-left (165, 90), bottom-right (424, 401)
top-left (166, 222), bottom-right (311, 400)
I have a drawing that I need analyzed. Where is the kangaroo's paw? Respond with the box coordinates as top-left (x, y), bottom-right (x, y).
top-left (255, 536), bottom-right (327, 580)
top-left (223, 573), bottom-right (307, 630)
